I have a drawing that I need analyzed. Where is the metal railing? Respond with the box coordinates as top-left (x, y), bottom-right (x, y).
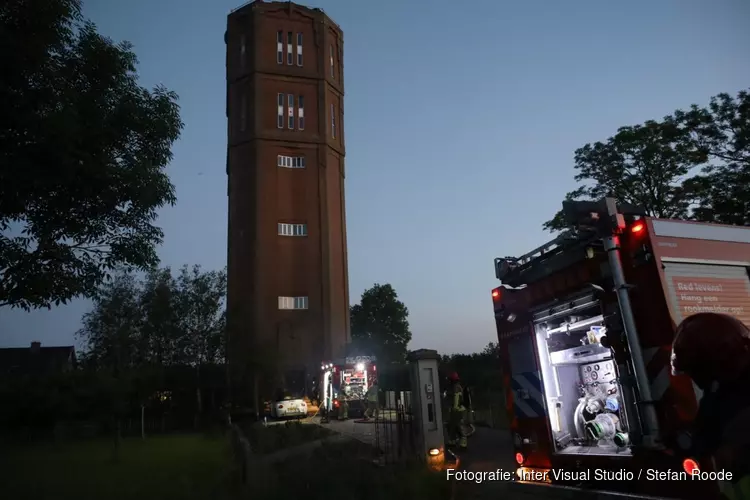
top-left (373, 401), bottom-right (418, 465)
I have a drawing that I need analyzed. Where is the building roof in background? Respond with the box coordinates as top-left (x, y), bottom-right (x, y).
top-left (0, 342), bottom-right (77, 376)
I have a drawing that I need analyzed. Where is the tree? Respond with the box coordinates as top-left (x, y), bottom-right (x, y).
top-left (0, 0), bottom-right (183, 310)
top-left (136, 267), bottom-right (181, 437)
top-left (78, 270), bottom-right (143, 371)
top-left (139, 267), bottom-right (182, 366)
top-left (77, 269), bottom-right (142, 458)
top-left (676, 89), bottom-right (750, 226)
top-left (175, 265), bottom-right (227, 368)
top-left (174, 265), bottom-right (227, 427)
top-left (350, 283), bottom-right (412, 364)
top-left (78, 264), bottom-right (228, 432)
top-left (440, 342), bottom-right (503, 392)
top-left (545, 88), bottom-right (750, 232)
top-left (543, 120), bottom-right (703, 232)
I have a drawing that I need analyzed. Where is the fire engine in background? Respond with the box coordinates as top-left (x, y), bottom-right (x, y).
top-left (320, 355), bottom-right (377, 419)
top-left (492, 198), bottom-right (750, 499)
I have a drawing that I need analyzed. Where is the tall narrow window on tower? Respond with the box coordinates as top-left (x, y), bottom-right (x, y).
top-left (277, 93), bottom-right (284, 129)
top-left (277, 31), bottom-right (283, 64)
top-left (298, 96), bottom-right (305, 130)
top-left (240, 93), bottom-right (247, 132)
top-left (296, 33), bottom-right (303, 66)
top-left (287, 32), bottom-right (293, 65)
top-left (330, 104), bottom-right (335, 138)
top-left (329, 45), bottom-right (334, 78)
top-left (287, 94), bottom-right (295, 129)
top-left (240, 34), bottom-right (246, 70)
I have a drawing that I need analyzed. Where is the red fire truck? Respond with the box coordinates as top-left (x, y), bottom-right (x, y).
top-left (492, 198), bottom-right (750, 499)
top-left (321, 355), bottom-right (377, 418)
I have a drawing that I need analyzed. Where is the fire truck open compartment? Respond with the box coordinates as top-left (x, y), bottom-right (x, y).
top-left (321, 356), bottom-right (377, 416)
top-left (339, 363), bottom-right (370, 398)
top-left (532, 292), bottom-right (633, 457)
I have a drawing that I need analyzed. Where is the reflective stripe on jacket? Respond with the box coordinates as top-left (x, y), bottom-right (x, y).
top-left (452, 383), bottom-right (465, 411)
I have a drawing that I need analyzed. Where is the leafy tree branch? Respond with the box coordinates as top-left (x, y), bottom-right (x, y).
top-left (0, 0), bottom-right (183, 310)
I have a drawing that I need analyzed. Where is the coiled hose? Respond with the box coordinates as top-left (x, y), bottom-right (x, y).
top-left (302, 406), bottom-right (320, 422)
top-left (573, 399), bottom-right (588, 439)
top-left (301, 400), bottom-right (323, 422)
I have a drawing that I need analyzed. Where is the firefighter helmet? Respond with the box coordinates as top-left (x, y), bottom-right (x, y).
top-left (448, 371), bottom-right (460, 382)
top-left (671, 313), bottom-right (750, 389)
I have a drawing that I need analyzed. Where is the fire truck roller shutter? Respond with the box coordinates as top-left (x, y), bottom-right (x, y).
top-left (660, 262), bottom-right (750, 402)
top-left (508, 335), bottom-right (546, 418)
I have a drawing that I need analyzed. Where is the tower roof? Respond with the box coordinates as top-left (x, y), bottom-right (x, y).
top-left (229, 1), bottom-right (341, 32)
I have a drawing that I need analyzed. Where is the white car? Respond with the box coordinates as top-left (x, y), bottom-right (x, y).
top-left (272, 397), bottom-right (307, 419)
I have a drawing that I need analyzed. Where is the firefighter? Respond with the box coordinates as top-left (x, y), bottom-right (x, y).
top-left (671, 313), bottom-right (750, 500)
top-left (312, 386), bottom-right (320, 407)
top-left (446, 371), bottom-right (468, 450)
top-left (338, 390), bottom-right (349, 420)
top-left (364, 380), bottom-right (379, 420)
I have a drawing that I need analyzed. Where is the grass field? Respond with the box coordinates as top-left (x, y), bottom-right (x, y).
top-left (0, 426), bottom-right (452, 500)
top-left (0, 434), bottom-right (234, 500)
top-left (242, 420), bottom-right (334, 454)
top-left (249, 437), bottom-right (452, 500)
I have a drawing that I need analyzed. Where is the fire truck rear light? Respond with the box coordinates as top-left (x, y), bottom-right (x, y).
top-left (683, 458), bottom-right (700, 475)
top-left (631, 221), bottom-right (645, 233)
top-left (515, 452), bottom-right (524, 465)
top-left (492, 288), bottom-right (501, 299)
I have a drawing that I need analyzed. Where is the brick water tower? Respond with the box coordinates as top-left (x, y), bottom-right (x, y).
top-left (225, 1), bottom-right (350, 406)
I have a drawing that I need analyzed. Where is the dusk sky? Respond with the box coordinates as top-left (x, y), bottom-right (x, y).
top-left (1, 0), bottom-right (748, 354)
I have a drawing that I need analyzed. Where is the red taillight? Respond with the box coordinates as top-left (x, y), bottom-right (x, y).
top-left (515, 452), bottom-right (524, 465)
top-left (372, 365), bottom-right (376, 371)
top-left (492, 288), bottom-right (501, 300)
top-left (631, 221), bottom-right (645, 234)
top-left (683, 458), bottom-right (700, 475)
top-left (334, 400), bottom-right (340, 407)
